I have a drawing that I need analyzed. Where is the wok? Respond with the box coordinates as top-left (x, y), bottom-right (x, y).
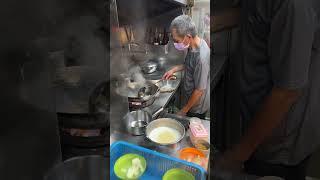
top-left (115, 81), bottom-right (160, 109)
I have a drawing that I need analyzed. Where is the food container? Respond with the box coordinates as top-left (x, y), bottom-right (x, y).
top-left (189, 118), bottom-right (209, 151)
top-left (110, 141), bottom-right (206, 180)
top-left (113, 153), bottom-right (147, 180)
top-left (162, 168), bottom-right (195, 180)
top-left (192, 139), bottom-right (210, 156)
top-left (189, 118), bottom-right (209, 155)
top-left (145, 118), bottom-right (185, 147)
top-left (179, 147), bottom-right (207, 170)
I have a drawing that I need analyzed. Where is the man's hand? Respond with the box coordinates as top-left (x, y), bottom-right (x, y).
top-left (162, 69), bottom-right (175, 80)
top-left (175, 89), bottom-right (204, 117)
top-left (176, 109), bottom-right (187, 116)
top-left (180, 89), bottom-right (204, 116)
top-left (162, 65), bottom-right (184, 79)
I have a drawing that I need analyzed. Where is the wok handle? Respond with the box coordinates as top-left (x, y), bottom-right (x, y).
top-left (152, 107), bottom-right (164, 119)
top-left (161, 112), bottom-right (191, 129)
top-left (154, 88), bottom-right (161, 98)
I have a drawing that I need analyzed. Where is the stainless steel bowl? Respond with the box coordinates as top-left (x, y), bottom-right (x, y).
top-left (125, 110), bottom-right (151, 135)
top-left (155, 79), bottom-right (177, 93)
top-left (145, 118), bottom-right (185, 146)
top-left (141, 62), bottom-right (157, 74)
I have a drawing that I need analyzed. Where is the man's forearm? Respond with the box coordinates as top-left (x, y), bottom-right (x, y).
top-left (231, 87), bottom-right (301, 161)
top-left (172, 65), bottom-right (184, 73)
top-left (181, 89), bottom-right (204, 113)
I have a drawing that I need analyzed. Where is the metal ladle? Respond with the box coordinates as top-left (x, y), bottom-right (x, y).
top-left (138, 87), bottom-right (147, 98)
top-left (138, 85), bottom-right (153, 99)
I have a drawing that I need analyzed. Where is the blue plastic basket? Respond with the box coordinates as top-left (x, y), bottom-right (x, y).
top-left (110, 141), bottom-right (207, 180)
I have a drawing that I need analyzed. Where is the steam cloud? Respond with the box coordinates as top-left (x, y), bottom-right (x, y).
top-left (128, 66), bottom-right (146, 84)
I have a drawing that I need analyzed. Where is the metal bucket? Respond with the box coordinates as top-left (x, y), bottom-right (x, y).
top-left (44, 155), bottom-right (107, 180)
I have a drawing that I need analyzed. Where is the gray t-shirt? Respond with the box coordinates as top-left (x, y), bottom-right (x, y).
top-left (183, 39), bottom-right (210, 114)
top-left (240, 0), bottom-right (320, 165)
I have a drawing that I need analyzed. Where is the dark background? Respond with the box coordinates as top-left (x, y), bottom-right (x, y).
top-left (0, 0), bottom-right (109, 179)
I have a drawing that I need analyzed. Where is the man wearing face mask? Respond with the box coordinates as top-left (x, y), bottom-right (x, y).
top-left (163, 15), bottom-right (210, 119)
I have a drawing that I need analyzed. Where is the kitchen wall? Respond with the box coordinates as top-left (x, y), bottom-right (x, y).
top-left (114, 0), bottom-right (187, 72)
top-left (192, 0), bottom-right (210, 46)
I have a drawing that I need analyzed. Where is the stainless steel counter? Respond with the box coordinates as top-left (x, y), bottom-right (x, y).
top-left (110, 113), bottom-right (210, 167)
top-left (141, 72), bottom-right (182, 116)
top-left (110, 69), bottom-right (193, 157)
top-left (110, 64), bottom-right (210, 170)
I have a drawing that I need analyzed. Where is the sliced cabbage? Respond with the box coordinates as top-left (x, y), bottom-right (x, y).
top-left (126, 158), bottom-right (144, 179)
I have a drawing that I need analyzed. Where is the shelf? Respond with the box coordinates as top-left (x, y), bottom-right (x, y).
top-left (116, 0), bottom-right (185, 26)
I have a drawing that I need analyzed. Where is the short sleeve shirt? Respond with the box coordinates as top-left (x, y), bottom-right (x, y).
top-left (183, 39), bottom-right (210, 114)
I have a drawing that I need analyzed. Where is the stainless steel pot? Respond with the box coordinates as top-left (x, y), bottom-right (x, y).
top-left (145, 118), bottom-right (185, 146)
top-left (125, 108), bottom-right (164, 136)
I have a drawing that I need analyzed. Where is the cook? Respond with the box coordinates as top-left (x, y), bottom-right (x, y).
top-left (214, 1), bottom-right (320, 180)
top-left (163, 15), bottom-right (210, 119)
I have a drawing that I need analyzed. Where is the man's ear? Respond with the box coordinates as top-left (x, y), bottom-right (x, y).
top-left (186, 34), bottom-right (192, 38)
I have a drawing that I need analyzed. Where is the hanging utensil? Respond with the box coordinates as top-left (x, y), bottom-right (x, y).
top-left (130, 26), bottom-right (135, 42)
top-left (124, 26), bottom-right (131, 42)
